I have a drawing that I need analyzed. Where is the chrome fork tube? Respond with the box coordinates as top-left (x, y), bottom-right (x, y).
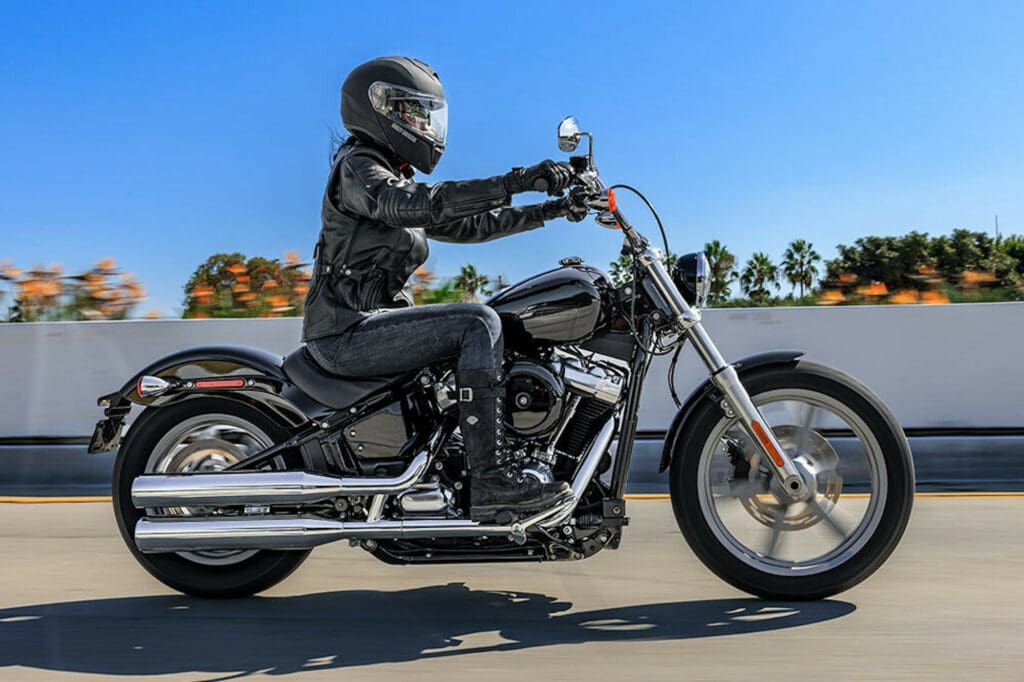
top-left (634, 248), bottom-right (805, 498)
top-left (686, 323), bottom-right (806, 499)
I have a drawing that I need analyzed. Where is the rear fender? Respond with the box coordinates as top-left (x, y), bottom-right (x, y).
top-left (89, 345), bottom-right (318, 453)
top-left (658, 350), bottom-right (804, 472)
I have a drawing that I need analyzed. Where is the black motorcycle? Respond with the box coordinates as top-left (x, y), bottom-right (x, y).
top-left (90, 117), bottom-right (914, 600)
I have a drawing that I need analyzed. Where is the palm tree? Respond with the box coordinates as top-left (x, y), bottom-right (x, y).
top-left (740, 252), bottom-right (779, 304)
top-left (421, 280), bottom-right (463, 304)
top-left (608, 252), bottom-right (677, 287)
top-left (704, 240), bottom-right (737, 303)
top-left (782, 239), bottom-right (821, 298)
top-left (453, 264), bottom-right (491, 302)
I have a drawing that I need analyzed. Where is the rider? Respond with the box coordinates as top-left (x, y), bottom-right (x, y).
top-left (302, 56), bottom-right (588, 521)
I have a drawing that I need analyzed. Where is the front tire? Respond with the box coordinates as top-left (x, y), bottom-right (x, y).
top-left (113, 398), bottom-right (310, 598)
top-left (670, 361), bottom-right (914, 600)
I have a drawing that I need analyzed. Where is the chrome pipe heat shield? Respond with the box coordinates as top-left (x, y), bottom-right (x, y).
top-left (131, 452), bottom-right (430, 509)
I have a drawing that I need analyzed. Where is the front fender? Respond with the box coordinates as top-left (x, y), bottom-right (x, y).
top-left (89, 345), bottom-right (315, 453)
top-left (658, 350), bottom-right (804, 472)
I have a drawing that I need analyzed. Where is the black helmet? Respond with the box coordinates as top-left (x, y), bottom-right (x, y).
top-left (341, 56), bottom-right (447, 174)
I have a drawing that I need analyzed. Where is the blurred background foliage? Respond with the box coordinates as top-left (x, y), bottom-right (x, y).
top-left (3, 228), bottom-right (1022, 322)
top-left (0, 259), bottom-right (150, 322)
top-left (182, 252), bottom-right (311, 318)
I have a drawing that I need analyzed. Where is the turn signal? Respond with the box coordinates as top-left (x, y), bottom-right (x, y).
top-left (136, 375), bottom-right (171, 398)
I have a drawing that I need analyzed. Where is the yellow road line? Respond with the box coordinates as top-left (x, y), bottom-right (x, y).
top-left (2, 492), bottom-right (1023, 504)
top-left (0, 496), bottom-right (113, 503)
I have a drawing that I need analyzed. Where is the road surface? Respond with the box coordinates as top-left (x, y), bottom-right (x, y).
top-left (0, 497), bottom-right (1022, 680)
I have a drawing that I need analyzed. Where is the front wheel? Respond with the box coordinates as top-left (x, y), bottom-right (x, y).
top-left (670, 361), bottom-right (914, 600)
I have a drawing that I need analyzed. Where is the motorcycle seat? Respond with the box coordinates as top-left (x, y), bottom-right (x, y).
top-left (282, 347), bottom-right (399, 410)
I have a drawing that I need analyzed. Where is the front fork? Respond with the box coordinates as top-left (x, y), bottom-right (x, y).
top-left (625, 232), bottom-right (809, 501)
top-left (686, 323), bottom-right (808, 499)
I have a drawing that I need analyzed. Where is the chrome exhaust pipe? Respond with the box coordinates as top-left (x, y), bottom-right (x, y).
top-left (135, 516), bottom-right (509, 552)
top-left (135, 497), bottom-right (577, 553)
top-left (540, 417), bottom-right (615, 529)
top-left (132, 417), bottom-right (616, 554)
top-left (132, 452), bottom-right (430, 509)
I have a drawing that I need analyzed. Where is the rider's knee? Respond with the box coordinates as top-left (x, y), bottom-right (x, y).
top-left (463, 304), bottom-right (502, 347)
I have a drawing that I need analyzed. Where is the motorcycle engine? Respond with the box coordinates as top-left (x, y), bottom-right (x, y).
top-left (503, 356), bottom-right (624, 484)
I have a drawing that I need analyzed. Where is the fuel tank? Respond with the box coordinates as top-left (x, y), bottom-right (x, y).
top-left (486, 265), bottom-right (614, 348)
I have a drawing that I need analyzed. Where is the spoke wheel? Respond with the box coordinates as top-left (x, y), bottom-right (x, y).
top-left (698, 389), bottom-right (886, 576)
top-left (670, 361), bottom-right (914, 600)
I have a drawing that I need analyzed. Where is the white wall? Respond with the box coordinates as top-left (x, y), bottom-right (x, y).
top-left (1, 302), bottom-right (1021, 438)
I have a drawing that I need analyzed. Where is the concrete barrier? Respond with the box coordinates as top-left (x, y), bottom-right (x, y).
top-left (2, 303), bottom-right (1022, 493)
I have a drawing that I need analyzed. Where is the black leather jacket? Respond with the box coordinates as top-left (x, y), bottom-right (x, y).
top-left (302, 138), bottom-right (566, 341)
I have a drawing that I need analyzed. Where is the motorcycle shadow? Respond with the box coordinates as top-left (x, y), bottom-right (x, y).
top-left (0, 582), bottom-right (854, 678)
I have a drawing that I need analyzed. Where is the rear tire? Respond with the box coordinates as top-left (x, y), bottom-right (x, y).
top-left (112, 398), bottom-right (310, 598)
top-left (670, 361), bottom-right (914, 600)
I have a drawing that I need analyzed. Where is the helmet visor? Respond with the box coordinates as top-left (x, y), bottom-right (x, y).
top-left (368, 81), bottom-right (447, 145)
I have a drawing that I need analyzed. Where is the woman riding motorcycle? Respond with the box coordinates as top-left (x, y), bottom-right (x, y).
top-left (303, 56), bottom-right (588, 521)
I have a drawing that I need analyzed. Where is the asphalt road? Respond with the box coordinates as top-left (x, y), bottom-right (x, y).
top-left (0, 498), bottom-right (1022, 681)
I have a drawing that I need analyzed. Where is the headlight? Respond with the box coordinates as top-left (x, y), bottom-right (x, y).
top-left (672, 252), bottom-right (711, 309)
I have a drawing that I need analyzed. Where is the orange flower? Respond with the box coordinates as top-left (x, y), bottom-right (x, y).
top-left (961, 270), bottom-right (996, 286)
top-left (227, 263), bottom-right (247, 275)
top-left (284, 251), bottom-right (300, 264)
top-left (817, 290), bottom-right (845, 305)
top-left (98, 258), bottom-right (117, 271)
top-left (261, 279), bottom-right (278, 290)
top-left (889, 289), bottom-right (919, 305)
top-left (921, 290), bottom-right (950, 305)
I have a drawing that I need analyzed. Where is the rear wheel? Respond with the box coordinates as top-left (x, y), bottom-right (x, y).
top-left (670, 361), bottom-right (914, 600)
top-left (113, 398), bottom-right (310, 598)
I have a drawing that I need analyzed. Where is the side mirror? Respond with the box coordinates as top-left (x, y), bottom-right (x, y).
top-left (557, 116), bottom-right (582, 152)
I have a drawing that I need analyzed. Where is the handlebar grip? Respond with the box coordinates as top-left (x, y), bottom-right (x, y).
top-left (532, 178), bottom-right (549, 193)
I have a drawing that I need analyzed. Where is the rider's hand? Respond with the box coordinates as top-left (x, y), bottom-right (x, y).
top-left (504, 160), bottom-right (574, 197)
top-left (563, 186), bottom-right (590, 222)
top-left (542, 186), bottom-right (591, 223)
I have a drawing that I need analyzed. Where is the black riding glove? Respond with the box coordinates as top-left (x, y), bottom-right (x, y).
top-left (541, 186), bottom-right (590, 223)
top-left (504, 160), bottom-right (574, 196)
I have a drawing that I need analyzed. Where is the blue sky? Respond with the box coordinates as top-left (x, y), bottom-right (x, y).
top-left (2, 1), bottom-right (1023, 315)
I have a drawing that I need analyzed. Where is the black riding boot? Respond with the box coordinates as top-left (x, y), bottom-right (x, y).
top-left (457, 369), bottom-right (570, 522)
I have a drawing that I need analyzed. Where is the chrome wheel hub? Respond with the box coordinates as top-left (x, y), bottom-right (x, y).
top-left (144, 415), bottom-right (274, 566)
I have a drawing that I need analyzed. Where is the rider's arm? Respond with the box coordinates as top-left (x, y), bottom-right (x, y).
top-left (340, 151), bottom-right (511, 228)
top-left (427, 202), bottom-right (568, 243)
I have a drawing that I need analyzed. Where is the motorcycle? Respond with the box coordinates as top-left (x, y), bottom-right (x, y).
top-left (89, 117), bottom-right (914, 600)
